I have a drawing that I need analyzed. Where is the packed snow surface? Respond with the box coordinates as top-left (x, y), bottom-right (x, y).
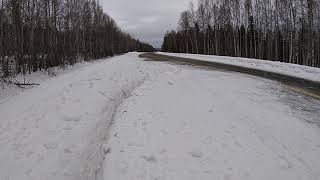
top-left (104, 59), bottom-right (320, 180)
top-left (157, 52), bottom-right (320, 83)
top-left (0, 52), bottom-right (173, 180)
top-left (1, 52), bottom-right (320, 180)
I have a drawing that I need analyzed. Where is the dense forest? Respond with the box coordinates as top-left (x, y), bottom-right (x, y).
top-left (0, 0), bottom-right (154, 78)
top-left (162, 0), bottom-right (320, 67)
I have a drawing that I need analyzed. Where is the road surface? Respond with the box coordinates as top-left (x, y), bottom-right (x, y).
top-left (103, 57), bottom-right (320, 180)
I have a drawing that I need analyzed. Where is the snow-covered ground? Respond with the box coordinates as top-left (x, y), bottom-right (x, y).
top-left (103, 59), bottom-right (320, 180)
top-left (1, 61), bottom-right (94, 105)
top-left (1, 52), bottom-right (320, 180)
top-left (0, 52), bottom-right (174, 180)
top-left (157, 52), bottom-right (320, 83)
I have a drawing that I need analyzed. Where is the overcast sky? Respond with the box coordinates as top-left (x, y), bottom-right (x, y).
top-left (101, 0), bottom-right (196, 48)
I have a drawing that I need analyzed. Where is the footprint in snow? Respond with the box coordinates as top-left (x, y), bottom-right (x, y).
top-left (160, 149), bottom-right (167, 154)
top-left (64, 148), bottom-right (73, 154)
top-left (223, 174), bottom-right (232, 180)
top-left (25, 169), bottom-right (33, 176)
top-left (43, 143), bottom-right (58, 150)
top-left (190, 151), bottom-right (203, 158)
top-left (161, 130), bottom-right (168, 135)
top-left (61, 96), bottom-right (67, 104)
top-left (203, 136), bottom-right (213, 145)
top-left (141, 155), bottom-right (157, 163)
top-left (26, 151), bottom-right (34, 157)
top-left (63, 116), bottom-right (80, 122)
top-left (102, 144), bottom-right (112, 154)
top-left (119, 161), bottom-right (129, 174)
top-left (63, 125), bottom-right (73, 131)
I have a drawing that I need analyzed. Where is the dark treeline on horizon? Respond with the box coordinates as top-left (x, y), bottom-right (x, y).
top-left (0, 0), bottom-right (154, 78)
top-left (162, 0), bottom-right (320, 67)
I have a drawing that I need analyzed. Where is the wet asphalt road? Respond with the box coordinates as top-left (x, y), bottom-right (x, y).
top-left (265, 82), bottom-right (320, 127)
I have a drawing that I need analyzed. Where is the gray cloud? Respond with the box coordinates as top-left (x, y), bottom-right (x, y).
top-left (101, 0), bottom-right (196, 48)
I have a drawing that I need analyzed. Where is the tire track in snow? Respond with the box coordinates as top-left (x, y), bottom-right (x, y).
top-left (90, 78), bottom-right (147, 180)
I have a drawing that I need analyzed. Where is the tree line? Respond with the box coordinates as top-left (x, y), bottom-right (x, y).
top-left (162, 0), bottom-right (320, 67)
top-left (0, 0), bottom-right (154, 78)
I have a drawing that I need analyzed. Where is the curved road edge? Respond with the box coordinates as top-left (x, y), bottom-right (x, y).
top-left (139, 52), bottom-right (320, 99)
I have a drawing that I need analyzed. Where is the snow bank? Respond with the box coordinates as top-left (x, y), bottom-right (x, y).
top-left (0, 52), bottom-right (158, 180)
top-left (1, 60), bottom-right (94, 105)
top-left (157, 52), bottom-right (320, 83)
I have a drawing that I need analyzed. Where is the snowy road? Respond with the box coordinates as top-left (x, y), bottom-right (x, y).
top-left (103, 60), bottom-right (320, 179)
top-left (0, 53), bottom-right (320, 180)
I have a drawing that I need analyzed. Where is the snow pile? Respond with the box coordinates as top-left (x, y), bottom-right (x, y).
top-left (0, 52), bottom-right (170, 180)
top-left (157, 52), bottom-right (320, 83)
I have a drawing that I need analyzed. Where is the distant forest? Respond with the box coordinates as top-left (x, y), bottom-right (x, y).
top-left (162, 0), bottom-right (320, 67)
top-left (0, 0), bottom-right (154, 78)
